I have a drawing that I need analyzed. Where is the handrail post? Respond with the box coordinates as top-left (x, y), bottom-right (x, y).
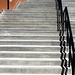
top-left (7, 0), bottom-right (9, 9)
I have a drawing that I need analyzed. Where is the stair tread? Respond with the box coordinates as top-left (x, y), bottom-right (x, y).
top-left (0, 51), bottom-right (61, 53)
top-left (0, 65), bottom-right (62, 68)
top-left (0, 45), bottom-right (60, 47)
top-left (0, 58), bottom-right (61, 60)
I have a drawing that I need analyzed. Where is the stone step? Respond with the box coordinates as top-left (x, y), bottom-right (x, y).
top-left (64, 7), bottom-right (75, 11)
top-left (0, 74), bottom-right (71, 75)
top-left (0, 74), bottom-right (63, 75)
top-left (16, 3), bottom-right (56, 9)
top-left (72, 31), bottom-right (75, 35)
top-left (2, 11), bottom-right (56, 16)
top-left (0, 20), bottom-right (56, 22)
top-left (72, 27), bottom-right (75, 30)
top-left (0, 66), bottom-right (62, 74)
top-left (0, 22), bottom-right (56, 25)
top-left (0, 40), bottom-right (60, 46)
top-left (62, 0), bottom-right (75, 2)
top-left (0, 32), bottom-right (59, 36)
top-left (69, 21), bottom-right (75, 25)
top-left (0, 35), bottom-right (59, 41)
top-left (2, 11), bottom-right (56, 15)
top-left (0, 30), bottom-right (58, 33)
top-left (0, 25), bottom-right (56, 30)
top-left (0, 15), bottom-right (56, 19)
top-left (0, 51), bottom-right (61, 58)
top-left (15, 6), bottom-right (56, 9)
top-left (0, 18), bottom-right (56, 20)
top-left (26, 0), bottom-right (55, 2)
top-left (19, 2), bottom-right (56, 5)
top-left (0, 18), bottom-right (57, 21)
top-left (0, 24), bottom-right (57, 28)
top-left (0, 58), bottom-right (61, 66)
top-left (62, 2), bottom-right (75, 7)
top-left (70, 19), bottom-right (75, 21)
top-left (0, 46), bottom-right (60, 52)
top-left (19, 2), bottom-right (56, 4)
top-left (69, 14), bottom-right (75, 17)
top-left (0, 28), bottom-right (57, 31)
top-left (2, 9), bottom-right (56, 13)
top-left (15, 7), bottom-right (56, 11)
top-left (18, 3), bottom-right (56, 7)
top-left (68, 11), bottom-right (75, 14)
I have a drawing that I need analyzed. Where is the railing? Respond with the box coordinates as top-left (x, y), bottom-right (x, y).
top-left (55, 0), bottom-right (75, 75)
top-left (55, 0), bottom-right (63, 31)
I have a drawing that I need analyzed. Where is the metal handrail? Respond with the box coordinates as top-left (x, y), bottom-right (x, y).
top-left (55, 0), bottom-right (63, 31)
top-left (63, 7), bottom-right (75, 75)
top-left (56, 0), bottom-right (75, 75)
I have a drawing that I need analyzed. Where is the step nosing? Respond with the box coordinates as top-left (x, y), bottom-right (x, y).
top-left (0, 65), bottom-right (62, 69)
top-left (0, 58), bottom-right (61, 61)
top-left (0, 40), bottom-right (59, 42)
top-left (0, 45), bottom-right (60, 47)
top-left (0, 51), bottom-right (60, 54)
top-left (0, 73), bottom-right (61, 75)
top-left (0, 35), bottom-right (59, 37)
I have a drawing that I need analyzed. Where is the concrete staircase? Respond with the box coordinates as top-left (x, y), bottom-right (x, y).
top-left (0, 0), bottom-right (71, 75)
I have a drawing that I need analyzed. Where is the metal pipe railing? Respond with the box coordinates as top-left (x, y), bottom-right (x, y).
top-left (64, 7), bottom-right (75, 75)
top-left (55, 0), bottom-right (75, 75)
top-left (55, 0), bottom-right (63, 31)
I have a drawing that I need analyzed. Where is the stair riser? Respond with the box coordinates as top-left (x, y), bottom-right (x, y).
top-left (63, 5), bottom-right (75, 7)
top-left (0, 18), bottom-right (57, 21)
top-left (22, 2), bottom-right (55, 3)
top-left (0, 19), bottom-right (57, 22)
top-left (1, 12), bottom-right (56, 15)
top-left (17, 4), bottom-right (56, 7)
top-left (0, 16), bottom-right (56, 18)
top-left (0, 33), bottom-right (59, 36)
top-left (2, 12), bottom-right (56, 14)
top-left (0, 36), bottom-right (59, 40)
top-left (0, 60), bottom-right (61, 66)
top-left (18, 2), bottom-right (56, 4)
top-left (0, 41), bottom-right (60, 46)
top-left (0, 47), bottom-right (60, 52)
top-left (3, 10), bottom-right (56, 13)
top-left (16, 5), bottom-right (56, 8)
top-left (0, 21), bottom-right (57, 23)
top-left (0, 68), bottom-right (62, 74)
top-left (0, 29), bottom-right (58, 32)
top-left (63, 8), bottom-right (75, 11)
top-left (0, 25), bottom-right (57, 28)
top-left (0, 53), bottom-right (61, 58)
top-left (26, 0), bottom-right (55, 2)
top-left (0, 23), bottom-right (56, 25)
top-left (0, 26), bottom-right (57, 29)
top-left (16, 5), bottom-right (56, 9)
top-left (16, 8), bottom-right (56, 10)
top-left (0, 13), bottom-right (56, 15)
